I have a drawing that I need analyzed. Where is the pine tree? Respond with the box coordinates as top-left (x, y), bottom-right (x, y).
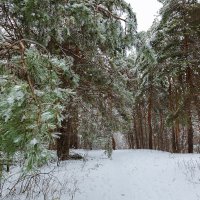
top-left (0, 0), bottom-right (137, 176)
top-left (152, 0), bottom-right (200, 152)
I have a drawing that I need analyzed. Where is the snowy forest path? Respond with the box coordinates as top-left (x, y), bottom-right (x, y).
top-left (65, 150), bottom-right (200, 200)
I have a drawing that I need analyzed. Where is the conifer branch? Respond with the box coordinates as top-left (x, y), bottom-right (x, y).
top-left (95, 5), bottom-right (127, 22)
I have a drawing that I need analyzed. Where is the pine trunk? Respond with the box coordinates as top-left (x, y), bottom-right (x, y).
top-left (158, 110), bottom-right (164, 150)
top-left (186, 67), bottom-right (193, 153)
top-left (57, 115), bottom-right (71, 160)
top-left (148, 95), bottom-right (153, 149)
top-left (56, 102), bottom-right (78, 160)
top-left (134, 116), bottom-right (140, 149)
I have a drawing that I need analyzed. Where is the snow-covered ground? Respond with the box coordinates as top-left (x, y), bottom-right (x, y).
top-left (3, 150), bottom-right (200, 200)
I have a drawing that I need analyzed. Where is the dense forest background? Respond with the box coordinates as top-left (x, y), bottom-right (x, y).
top-left (0, 0), bottom-right (200, 176)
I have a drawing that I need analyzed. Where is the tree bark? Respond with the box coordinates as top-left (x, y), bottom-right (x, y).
top-left (186, 67), bottom-right (194, 153)
top-left (57, 114), bottom-right (71, 160)
top-left (137, 105), bottom-right (144, 148)
top-left (148, 94), bottom-right (153, 149)
top-left (133, 116), bottom-right (140, 149)
top-left (168, 79), bottom-right (177, 153)
top-left (158, 109), bottom-right (164, 150)
top-left (187, 108), bottom-right (193, 153)
top-left (56, 102), bottom-right (78, 160)
top-left (112, 136), bottom-right (116, 150)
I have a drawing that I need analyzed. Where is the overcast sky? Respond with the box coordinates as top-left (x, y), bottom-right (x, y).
top-left (125, 0), bottom-right (162, 31)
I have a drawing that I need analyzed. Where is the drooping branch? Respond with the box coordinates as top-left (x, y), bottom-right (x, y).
top-left (95, 5), bottom-right (127, 22)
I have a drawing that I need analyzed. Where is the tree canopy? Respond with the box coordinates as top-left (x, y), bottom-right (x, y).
top-left (0, 0), bottom-right (200, 181)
